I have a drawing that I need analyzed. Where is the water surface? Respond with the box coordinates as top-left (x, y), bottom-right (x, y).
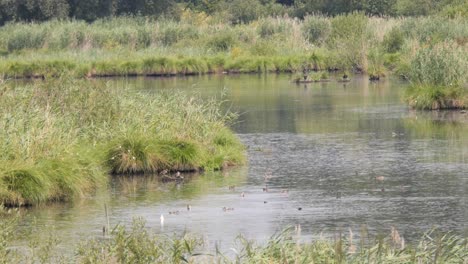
top-left (17, 74), bottom-right (468, 252)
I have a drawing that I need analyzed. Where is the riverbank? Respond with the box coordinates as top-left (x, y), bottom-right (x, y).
top-left (0, 79), bottom-right (245, 207)
top-left (0, 14), bottom-right (466, 109)
top-left (1, 213), bottom-right (466, 263)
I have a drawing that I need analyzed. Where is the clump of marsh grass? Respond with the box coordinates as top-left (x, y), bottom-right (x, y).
top-left (107, 138), bottom-right (159, 174)
top-left (405, 41), bottom-right (467, 109)
top-left (0, 78), bottom-right (244, 206)
top-left (76, 217), bottom-right (205, 264)
top-left (1, 213), bottom-right (466, 263)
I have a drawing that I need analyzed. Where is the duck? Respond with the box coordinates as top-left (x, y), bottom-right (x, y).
top-left (169, 210), bottom-right (180, 215)
top-left (375, 176), bottom-right (385, 182)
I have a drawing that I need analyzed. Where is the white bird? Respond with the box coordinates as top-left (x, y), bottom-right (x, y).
top-left (160, 214), bottom-right (164, 226)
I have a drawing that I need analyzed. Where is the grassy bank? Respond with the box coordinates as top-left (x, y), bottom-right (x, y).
top-left (1, 213), bottom-right (466, 263)
top-left (0, 79), bottom-right (245, 206)
top-left (0, 14), bottom-right (466, 108)
top-left (403, 42), bottom-right (468, 110)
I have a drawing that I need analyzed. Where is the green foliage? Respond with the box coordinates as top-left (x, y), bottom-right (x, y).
top-left (250, 39), bottom-right (278, 56)
top-left (395, 0), bottom-right (432, 16)
top-left (107, 138), bottom-right (158, 174)
top-left (405, 84), bottom-right (466, 110)
top-left (1, 211), bottom-right (467, 263)
top-left (0, 79), bottom-right (245, 206)
top-left (404, 42), bottom-right (467, 110)
top-left (220, 0), bottom-right (265, 23)
top-left (0, 0), bottom-right (465, 26)
top-left (159, 140), bottom-right (200, 171)
top-left (383, 27), bottom-right (405, 53)
top-left (257, 17), bottom-right (290, 38)
top-left (206, 31), bottom-right (237, 52)
top-left (408, 42), bottom-right (467, 87)
top-left (440, 1), bottom-right (468, 18)
top-left (329, 12), bottom-right (369, 70)
top-left (302, 15), bottom-right (332, 45)
top-left (400, 16), bottom-right (468, 44)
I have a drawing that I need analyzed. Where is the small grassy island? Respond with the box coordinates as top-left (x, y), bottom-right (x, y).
top-left (0, 79), bottom-right (245, 206)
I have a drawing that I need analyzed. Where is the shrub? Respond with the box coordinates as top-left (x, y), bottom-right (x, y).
top-left (257, 17), bottom-right (290, 38)
top-left (206, 31), bottom-right (237, 52)
top-left (383, 27), bottom-right (404, 53)
top-left (222, 0), bottom-right (265, 24)
top-left (250, 39), bottom-right (278, 56)
top-left (7, 28), bottom-right (47, 51)
top-left (302, 15), bottom-right (331, 45)
top-left (408, 42), bottom-right (467, 87)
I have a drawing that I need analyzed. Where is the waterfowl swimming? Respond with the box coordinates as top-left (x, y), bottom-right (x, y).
top-left (297, 207), bottom-right (302, 211)
top-left (169, 210), bottom-right (180, 215)
top-left (264, 201), bottom-right (268, 204)
top-left (336, 191), bottom-right (342, 199)
top-left (222, 207), bottom-right (234, 211)
top-left (375, 176), bottom-right (385, 182)
top-left (263, 172), bottom-right (272, 181)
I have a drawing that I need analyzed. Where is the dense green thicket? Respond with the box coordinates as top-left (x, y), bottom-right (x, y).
top-left (0, 79), bottom-right (245, 206)
top-left (0, 0), bottom-right (467, 25)
top-left (1, 214), bottom-right (467, 263)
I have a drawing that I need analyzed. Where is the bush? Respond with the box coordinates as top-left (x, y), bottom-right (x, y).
top-left (206, 31), bottom-right (237, 52)
top-left (257, 17), bottom-right (291, 38)
top-left (329, 12), bottom-right (369, 70)
top-left (7, 28), bottom-right (47, 52)
top-left (383, 27), bottom-right (404, 53)
top-left (302, 15), bottom-right (331, 45)
top-left (250, 39), bottom-right (278, 56)
top-left (408, 42), bottom-right (467, 87)
top-left (222, 0), bottom-right (265, 24)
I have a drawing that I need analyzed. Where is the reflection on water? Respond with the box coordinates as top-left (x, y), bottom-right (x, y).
top-left (16, 74), bottom-right (468, 252)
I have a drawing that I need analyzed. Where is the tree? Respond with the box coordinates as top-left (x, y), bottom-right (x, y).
top-left (69, 0), bottom-right (116, 21)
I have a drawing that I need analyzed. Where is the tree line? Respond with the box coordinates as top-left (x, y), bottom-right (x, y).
top-left (0, 0), bottom-right (466, 25)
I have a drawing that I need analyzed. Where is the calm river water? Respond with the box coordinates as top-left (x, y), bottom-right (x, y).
top-left (17, 74), bottom-right (468, 252)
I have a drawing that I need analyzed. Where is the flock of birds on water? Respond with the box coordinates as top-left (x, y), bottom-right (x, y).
top-left (159, 171), bottom-right (387, 226)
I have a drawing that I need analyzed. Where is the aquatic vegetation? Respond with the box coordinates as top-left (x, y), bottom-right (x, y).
top-left (0, 14), bottom-right (464, 81)
top-left (0, 14), bottom-right (465, 113)
top-left (0, 79), bottom-right (245, 206)
top-left (404, 42), bottom-right (467, 109)
top-left (1, 213), bottom-right (466, 263)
